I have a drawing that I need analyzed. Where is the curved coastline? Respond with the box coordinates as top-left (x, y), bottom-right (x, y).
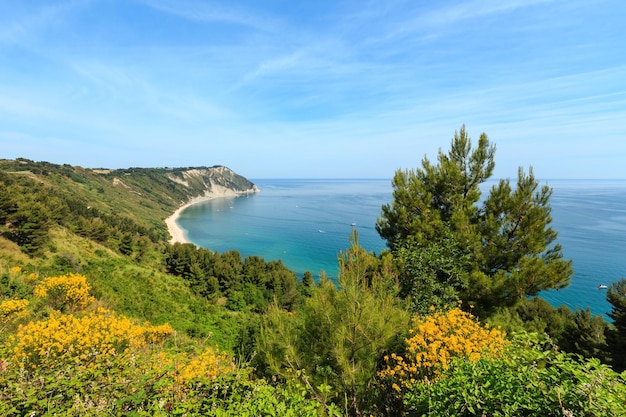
top-left (165, 185), bottom-right (258, 244)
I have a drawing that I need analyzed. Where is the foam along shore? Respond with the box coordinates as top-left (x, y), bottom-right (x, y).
top-left (165, 185), bottom-right (258, 245)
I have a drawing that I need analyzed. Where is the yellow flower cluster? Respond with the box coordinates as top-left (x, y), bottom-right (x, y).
top-left (9, 266), bottom-right (22, 274)
top-left (157, 347), bottom-right (235, 385)
top-left (380, 308), bottom-right (507, 389)
top-left (25, 272), bottom-right (39, 282)
top-left (34, 273), bottom-right (95, 312)
top-left (5, 308), bottom-right (174, 370)
top-left (144, 323), bottom-right (177, 344)
top-left (144, 347), bottom-right (236, 402)
top-left (0, 299), bottom-right (29, 325)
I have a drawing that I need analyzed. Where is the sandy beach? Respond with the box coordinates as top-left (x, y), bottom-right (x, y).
top-left (165, 186), bottom-right (257, 244)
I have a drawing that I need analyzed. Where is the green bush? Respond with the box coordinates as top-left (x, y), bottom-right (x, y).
top-left (0, 337), bottom-right (337, 416)
top-left (403, 333), bottom-right (626, 417)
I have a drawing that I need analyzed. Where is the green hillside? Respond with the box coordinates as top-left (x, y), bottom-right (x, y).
top-left (0, 158), bottom-right (264, 348)
top-left (1, 153), bottom-right (624, 416)
top-left (0, 158), bottom-right (257, 248)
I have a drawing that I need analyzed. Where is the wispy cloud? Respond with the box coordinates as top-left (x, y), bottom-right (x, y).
top-left (0, 0), bottom-right (90, 45)
top-left (358, 0), bottom-right (556, 46)
top-left (136, 0), bottom-right (282, 33)
top-left (1, 0), bottom-right (625, 177)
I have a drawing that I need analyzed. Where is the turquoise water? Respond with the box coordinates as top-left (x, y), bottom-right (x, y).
top-left (539, 180), bottom-right (626, 318)
top-left (178, 179), bottom-right (390, 277)
top-left (177, 179), bottom-right (626, 317)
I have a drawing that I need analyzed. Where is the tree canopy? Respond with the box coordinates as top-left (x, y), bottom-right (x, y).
top-left (607, 278), bottom-right (626, 372)
top-left (376, 126), bottom-right (573, 314)
top-left (257, 232), bottom-right (409, 416)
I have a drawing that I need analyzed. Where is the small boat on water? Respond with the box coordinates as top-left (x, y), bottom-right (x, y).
top-left (598, 284), bottom-right (608, 290)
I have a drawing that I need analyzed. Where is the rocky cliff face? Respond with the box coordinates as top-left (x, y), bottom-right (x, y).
top-left (103, 164), bottom-right (258, 208)
top-left (165, 166), bottom-right (259, 203)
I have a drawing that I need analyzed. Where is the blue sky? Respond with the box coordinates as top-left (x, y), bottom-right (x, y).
top-left (1, 0), bottom-right (625, 179)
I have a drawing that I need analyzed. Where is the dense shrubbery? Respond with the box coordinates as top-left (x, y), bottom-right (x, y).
top-left (2, 265), bottom-right (623, 415)
top-left (404, 333), bottom-right (626, 416)
top-left (164, 243), bottom-right (301, 312)
top-left (379, 307), bottom-right (508, 389)
top-left (1, 336), bottom-right (329, 416)
top-left (2, 149), bottom-right (626, 415)
top-left (2, 242), bottom-right (625, 415)
top-left (0, 270), bottom-right (334, 416)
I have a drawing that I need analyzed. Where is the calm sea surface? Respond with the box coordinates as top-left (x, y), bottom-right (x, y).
top-left (177, 179), bottom-right (626, 317)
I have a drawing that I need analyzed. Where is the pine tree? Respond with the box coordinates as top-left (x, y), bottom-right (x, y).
top-left (607, 278), bottom-right (626, 371)
top-left (257, 231), bottom-right (408, 415)
top-left (377, 126), bottom-right (572, 314)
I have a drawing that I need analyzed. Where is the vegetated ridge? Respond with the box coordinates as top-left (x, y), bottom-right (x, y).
top-left (1, 136), bottom-right (625, 417)
top-left (0, 157), bottom-right (258, 249)
top-left (0, 157), bottom-right (268, 348)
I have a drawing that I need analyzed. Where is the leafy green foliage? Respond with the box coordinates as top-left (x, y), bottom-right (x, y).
top-left (404, 333), bottom-right (626, 417)
top-left (394, 230), bottom-right (470, 315)
top-left (560, 308), bottom-right (611, 362)
top-left (490, 297), bottom-right (612, 364)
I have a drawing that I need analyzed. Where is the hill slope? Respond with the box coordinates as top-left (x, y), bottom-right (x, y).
top-left (0, 158), bottom-right (260, 348)
top-left (0, 158), bottom-right (257, 253)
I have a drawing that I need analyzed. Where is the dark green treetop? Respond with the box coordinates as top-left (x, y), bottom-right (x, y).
top-left (376, 126), bottom-right (573, 314)
top-left (607, 278), bottom-right (626, 372)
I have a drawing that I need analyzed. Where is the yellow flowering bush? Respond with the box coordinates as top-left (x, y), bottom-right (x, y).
top-left (175, 347), bottom-right (235, 382)
top-left (0, 299), bottom-right (29, 325)
top-left (144, 323), bottom-right (177, 344)
top-left (380, 307), bottom-right (507, 390)
top-left (153, 347), bottom-right (236, 389)
top-left (5, 308), bottom-right (174, 370)
top-left (8, 266), bottom-right (22, 275)
top-left (25, 272), bottom-right (39, 282)
top-left (33, 273), bottom-right (95, 312)
top-left (98, 347), bottom-right (238, 405)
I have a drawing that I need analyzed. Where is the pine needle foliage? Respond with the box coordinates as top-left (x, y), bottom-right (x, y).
top-left (376, 126), bottom-right (573, 315)
top-left (258, 231), bottom-right (409, 416)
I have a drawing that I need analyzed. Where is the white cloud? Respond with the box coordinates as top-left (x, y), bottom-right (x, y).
top-left (136, 0), bottom-right (282, 33)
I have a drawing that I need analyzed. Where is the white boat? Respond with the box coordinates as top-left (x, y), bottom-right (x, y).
top-left (598, 284), bottom-right (608, 290)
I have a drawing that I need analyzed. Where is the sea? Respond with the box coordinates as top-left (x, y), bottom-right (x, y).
top-left (176, 178), bottom-right (626, 318)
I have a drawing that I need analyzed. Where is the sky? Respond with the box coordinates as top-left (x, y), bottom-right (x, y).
top-left (1, 0), bottom-right (625, 179)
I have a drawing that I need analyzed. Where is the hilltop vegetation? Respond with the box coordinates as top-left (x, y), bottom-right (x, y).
top-left (0, 158), bottom-right (256, 255)
top-left (1, 129), bottom-right (625, 417)
top-left (0, 158), bottom-right (277, 347)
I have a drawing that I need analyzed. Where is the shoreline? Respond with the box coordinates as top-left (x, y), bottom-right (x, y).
top-left (165, 186), bottom-right (258, 245)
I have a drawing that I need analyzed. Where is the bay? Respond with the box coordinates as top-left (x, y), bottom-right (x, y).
top-left (178, 179), bottom-right (390, 278)
top-left (177, 178), bottom-right (626, 318)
